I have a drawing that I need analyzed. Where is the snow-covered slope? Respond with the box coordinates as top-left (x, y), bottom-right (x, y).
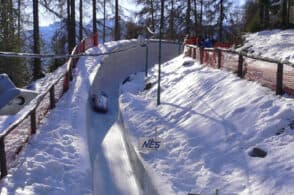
top-left (0, 39), bottom-right (181, 194)
top-left (238, 29), bottom-right (294, 64)
top-left (87, 40), bottom-right (180, 195)
top-left (120, 56), bottom-right (294, 195)
top-left (0, 43), bottom-right (114, 194)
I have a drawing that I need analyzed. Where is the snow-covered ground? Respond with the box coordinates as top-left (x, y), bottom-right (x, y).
top-left (0, 39), bottom-right (180, 195)
top-left (0, 29), bottom-right (293, 195)
top-left (238, 29), bottom-right (294, 64)
top-left (0, 41), bottom-right (124, 194)
top-left (120, 56), bottom-right (294, 194)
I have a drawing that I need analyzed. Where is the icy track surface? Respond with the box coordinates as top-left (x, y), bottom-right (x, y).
top-left (0, 41), bottom-right (177, 195)
top-left (86, 40), bottom-right (180, 195)
top-left (120, 56), bottom-right (294, 195)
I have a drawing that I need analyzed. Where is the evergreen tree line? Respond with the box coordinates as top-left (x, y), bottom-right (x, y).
top-left (0, 0), bottom-right (292, 87)
top-left (0, 0), bottom-right (119, 87)
top-left (135, 0), bottom-right (293, 41)
top-left (135, 0), bottom-right (241, 42)
top-left (244, 0), bottom-right (293, 32)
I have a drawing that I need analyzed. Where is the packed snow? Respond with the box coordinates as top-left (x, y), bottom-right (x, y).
top-left (238, 29), bottom-right (294, 64)
top-left (120, 56), bottom-right (294, 194)
top-left (0, 29), bottom-right (293, 195)
top-left (0, 41), bottom-right (126, 194)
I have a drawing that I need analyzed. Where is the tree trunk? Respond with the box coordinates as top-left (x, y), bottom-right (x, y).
top-left (282, 0), bottom-right (288, 27)
top-left (193, 0), bottom-right (197, 35)
top-left (17, 0), bottom-right (21, 41)
top-left (70, 0), bottom-right (76, 48)
top-left (114, 0), bottom-right (120, 41)
top-left (151, 0), bottom-right (155, 32)
top-left (200, 0), bottom-right (203, 34)
top-left (8, 0), bottom-right (15, 41)
top-left (219, 0), bottom-right (224, 42)
top-left (168, 0), bottom-right (175, 39)
top-left (33, 0), bottom-right (42, 79)
top-left (93, 0), bottom-right (97, 34)
top-left (67, 0), bottom-right (71, 53)
top-left (79, 0), bottom-right (83, 41)
top-left (259, 0), bottom-right (264, 28)
top-left (103, 0), bottom-right (106, 42)
top-left (186, 0), bottom-right (191, 35)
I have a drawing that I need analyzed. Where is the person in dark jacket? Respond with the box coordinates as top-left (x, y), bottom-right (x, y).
top-left (204, 36), bottom-right (213, 48)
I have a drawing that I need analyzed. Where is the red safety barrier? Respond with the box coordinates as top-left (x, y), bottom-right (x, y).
top-left (283, 65), bottom-right (294, 95)
top-left (93, 32), bottom-right (98, 46)
top-left (214, 42), bottom-right (233, 48)
top-left (184, 44), bottom-right (294, 96)
top-left (184, 37), bottom-right (198, 45)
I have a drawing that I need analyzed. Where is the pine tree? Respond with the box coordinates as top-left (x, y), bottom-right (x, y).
top-left (167, 0), bottom-right (176, 40)
top-left (136, 0), bottom-right (160, 33)
top-left (192, 0), bottom-right (197, 35)
top-left (211, 0), bottom-right (232, 41)
top-left (259, 0), bottom-right (270, 29)
top-left (114, 0), bottom-right (120, 40)
top-left (103, 0), bottom-right (106, 42)
top-left (93, 0), bottom-right (97, 35)
top-left (79, 0), bottom-right (83, 41)
top-left (186, 0), bottom-right (192, 35)
top-left (33, 0), bottom-right (43, 79)
top-left (0, 0), bottom-right (29, 86)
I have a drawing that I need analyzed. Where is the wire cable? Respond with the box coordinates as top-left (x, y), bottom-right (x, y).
top-left (0, 44), bottom-right (140, 59)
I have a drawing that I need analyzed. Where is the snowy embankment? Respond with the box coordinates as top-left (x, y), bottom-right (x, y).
top-left (120, 56), bottom-right (294, 194)
top-left (0, 39), bottom-right (180, 195)
top-left (87, 40), bottom-right (180, 195)
top-left (0, 41), bottom-right (125, 194)
top-left (237, 29), bottom-right (294, 64)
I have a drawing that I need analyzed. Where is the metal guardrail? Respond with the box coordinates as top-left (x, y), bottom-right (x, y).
top-left (185, 44), bottom-right (294, 96)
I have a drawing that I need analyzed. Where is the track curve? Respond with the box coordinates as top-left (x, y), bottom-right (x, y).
top-left (86, 40), bottom-right (180, 195)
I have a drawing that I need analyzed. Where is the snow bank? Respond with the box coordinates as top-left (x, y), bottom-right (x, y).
top-left (0, 41), bottom-right (118, 194)
top-left (120, 56), bottom-right (294, 195)
top-left (87, 40), bottom-right (180, 195)
top-left (238, 29), bottom-right (294, 64)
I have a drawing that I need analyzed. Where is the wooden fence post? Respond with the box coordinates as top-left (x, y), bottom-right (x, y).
top-left (82, 41), bottom-right (85, 52)
top-left (276, 63), bottom-right (284, 95)
top-left (200, 47), bottom-right (204, 64)
top-left (193, 48), bottom-right (196, 59)
top-left (217, 49), bottom-right (222, 69)
top-left (69, 64), bottom-right (73, 81)
top-left (238, 54), bottom-right (244, 77)
top-left (50, 85), bottom-right (56, 109)
top-left (63, 72), bottom-right (69, 92)
top-left (0, 137), bottom-right (7, 178)
top-left (30, 110), bottom-right (37, 135)
top-left (188, 47), bottom-right (192, 57)
top-left (93, 32), bottom-right (98, 46)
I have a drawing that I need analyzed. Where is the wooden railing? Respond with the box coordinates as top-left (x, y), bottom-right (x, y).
top-left (0, 33), bottom-right (98, 178)
top-left (185, 44), bottom-right (294, 96)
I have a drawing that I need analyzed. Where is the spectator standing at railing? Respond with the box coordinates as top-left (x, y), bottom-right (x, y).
top-left (204, 36), bottom-right (213, 48)
top-left (198, 36), bottom-right (204, 47)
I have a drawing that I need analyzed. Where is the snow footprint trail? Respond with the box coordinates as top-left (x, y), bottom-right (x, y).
top-left (86, 41), bottom-right (180, 195)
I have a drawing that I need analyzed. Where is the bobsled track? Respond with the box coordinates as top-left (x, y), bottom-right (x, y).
top-left (86, 40), bottom-right (179, 194)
